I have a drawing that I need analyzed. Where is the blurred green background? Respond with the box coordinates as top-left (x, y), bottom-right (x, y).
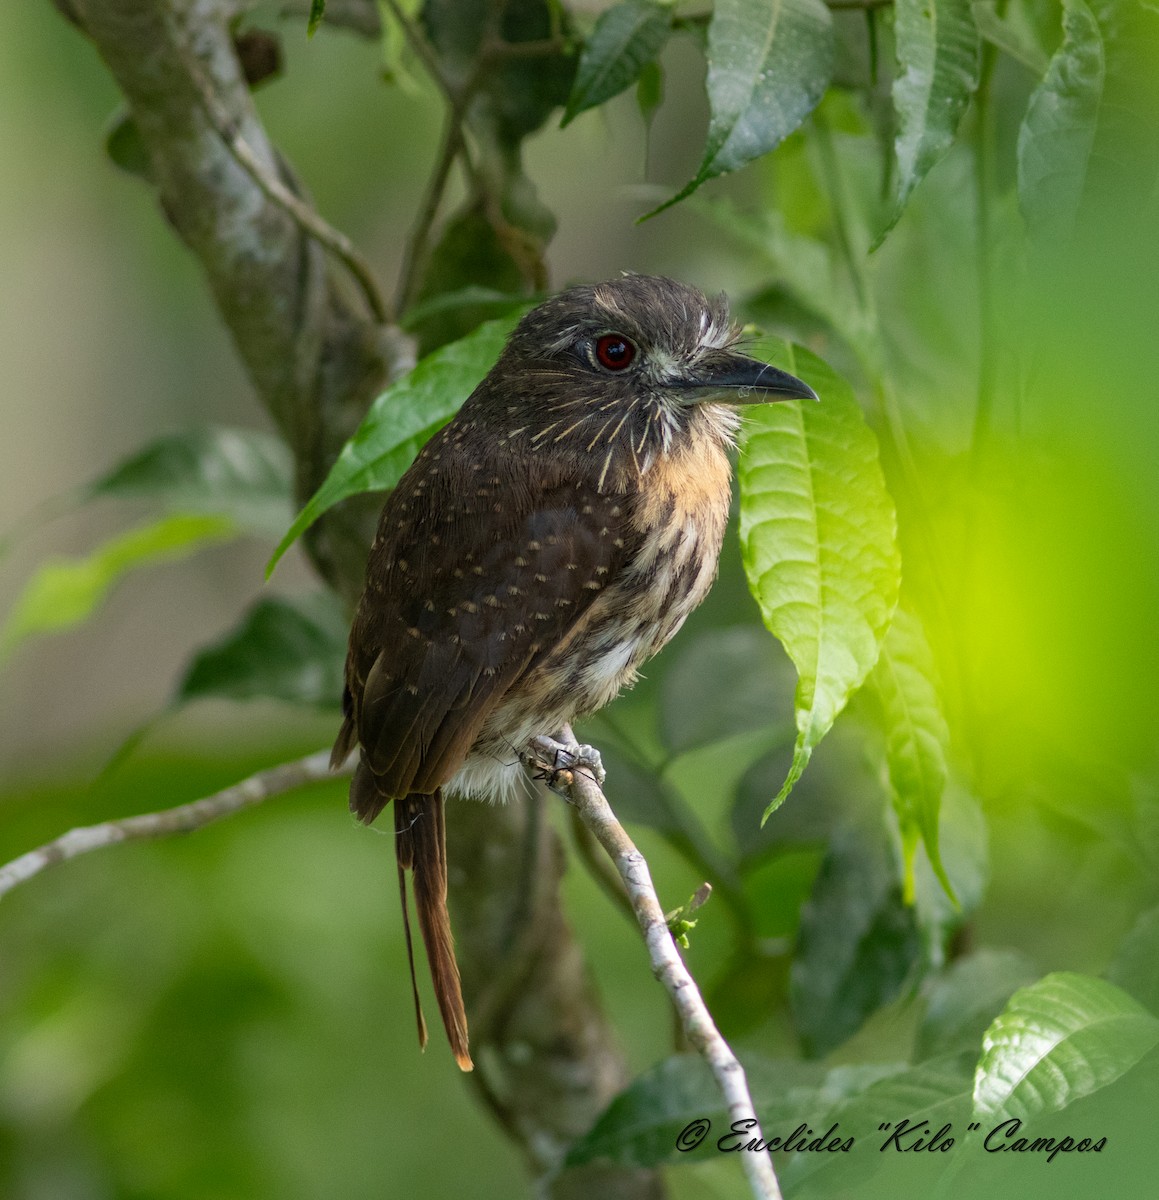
top-left (2, 1), bottom-right (1158, 1198)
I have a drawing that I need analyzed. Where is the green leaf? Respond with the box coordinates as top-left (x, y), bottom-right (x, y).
top-left (659, 625), bottom-right (793, 756)
top-left (566, 1054), bottom-right (720, 1167)
top-left (731, 720), bottom-right (872, 867)
top-left (636, 59), bottom-right (664, 129)
top-left (973, 972), bottom-right (1159, 1122)
top-left (562, 0), bottom-right (672, 125)
top-left (307, 0), bottom-right (326, 38)
top-left (707, 946), bottom-right (790, 1038)
top-left (909, 779), bottom-right (989, 956)
top-left (409, 207), bottom-right (530, 354)
top-left (377, 0), bottom-right (425, 92)
top-left (2, 428), bottom-right (292, 563)
top-left (867, 607), bottom-right (954, 901)
top-left (400, 285), bottom-right (530, 332)
top-left (89, 427), bottom-right (294, 535)
top-left (422, 0), bottom-right (576, 147)
top-left (1106, 906), bottom-right (1159, 1015)
top-left (1023, 0), bottom-right (1159, 237)
top-left (791, 823), bottom-right (921, 1057)
top-left (1016, 0), bottom-right (1105, 242)
top-left (970, 0), bottom-right (1050, 74)
top-left (917, 949), bottom-right (1040, 1059)
top-left (177, 593), bottom-right (349, 708)
top-left (782, 1056), bottom-right (972, 1193)
top-left (883, 0), bottom-right (981, 240)
top-left (104, 108), bottom-right (153, 181)
top-left (566, 1053), bottom-right (839, 1167)
top-left (267, 311), bottom-right (525, 576)
top-left (0, 514), bottom-right (236, 664)
top-left (737, 342), bottom-right (899, 817)
top-left (650, 0), bottom-right (833, 215)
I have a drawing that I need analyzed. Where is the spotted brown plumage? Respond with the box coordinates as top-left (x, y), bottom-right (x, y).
top-left (333, 275), bottom-right (818, 1071)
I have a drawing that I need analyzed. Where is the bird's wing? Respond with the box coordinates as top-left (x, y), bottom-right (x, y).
top-left (338, 433), bottom-right (635, 809)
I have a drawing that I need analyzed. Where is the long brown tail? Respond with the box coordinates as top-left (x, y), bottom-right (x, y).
top-left (394, 791), bottom-right (473, 1071)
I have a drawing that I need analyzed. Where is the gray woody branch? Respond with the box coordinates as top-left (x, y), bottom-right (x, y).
top-left (531, 732), bottom-right (784, 1200)
top-left (0, 748), bottom-right (663, 1200)
top-left (69, 0), bottom-right (404, 598)
top-left (0, 753), bottom-right (341, 900)
top-left (0, 731), bottom-right (778, 1200)
top-left (46, 1), bottom-right (664, 1196)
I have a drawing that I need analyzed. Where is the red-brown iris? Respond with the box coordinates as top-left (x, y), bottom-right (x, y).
top-left (595, 334), bottom-right (636, 371)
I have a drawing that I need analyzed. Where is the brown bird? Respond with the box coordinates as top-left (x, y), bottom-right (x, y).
top-left (331, 275), bottom-right (816, 1070)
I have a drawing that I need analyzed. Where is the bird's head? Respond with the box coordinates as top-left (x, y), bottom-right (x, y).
top-left (474, 275), bottom-right (817, 479)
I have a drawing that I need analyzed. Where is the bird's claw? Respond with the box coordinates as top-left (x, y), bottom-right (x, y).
top-left (523, 735), bottom-right (607, 795)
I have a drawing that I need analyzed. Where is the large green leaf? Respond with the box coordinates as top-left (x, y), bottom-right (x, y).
top-left (884, 0), bottom-right (981, 238)
top-left (565, 1053), bottom-right (891, 1168)
top-left (1, 428), bottom-right (292, 563)
top-left (267, 311), bottom-right (525, 575)
top-left (737, 342), bottom-right (899, 817)
top-left (0, 514), bottom-right (236, 664)
top-left (89, 427), bottom-right (294, 535)
top-left (177, 593), bottom-right (349, 708)
top-left (562, 0), bottom-right (672, 125)
top-left (867, 606), bottom-right (954, 900)
top-left (790, 823), bottom-right (921, 1057)
top-left (916, 949), bottom-right (1040, 1059)
top-left (781, 1056), bottom-right (972, 1193)
top-left (973, 972), bottom-right (1159, 1122)
top-left (1019, 0), bottom-right (1159, 241)
top-left (652, 0), bottom-right (833, 214)
top-left (1016, 0), bottom-right (1105, 242)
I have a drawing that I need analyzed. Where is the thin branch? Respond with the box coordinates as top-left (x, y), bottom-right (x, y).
top-left (528, 730), bottom-right (783, 1200)
top-left (184, 49), bottom-right (390, 325)
top-left (0, 751), bottom-right (346, 902)
top-left (395, 114), bottom-right (467, 314)
top-left (566, 804), bottom-right (636, 924)
top-left (481, 36), bottom-right (568, 61)
top-left (379, 0), bottom-right (482, 314)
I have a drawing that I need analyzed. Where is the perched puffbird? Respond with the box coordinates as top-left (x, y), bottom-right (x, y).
top-left (332, 275), bottom-right (817, 1070)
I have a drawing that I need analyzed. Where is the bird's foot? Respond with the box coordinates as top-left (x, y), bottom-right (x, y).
top-left (523, 734), bottom-right (607, 796)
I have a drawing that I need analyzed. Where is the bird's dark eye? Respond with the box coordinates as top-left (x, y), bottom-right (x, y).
top-left (595, 334), bottom-right (636, 371)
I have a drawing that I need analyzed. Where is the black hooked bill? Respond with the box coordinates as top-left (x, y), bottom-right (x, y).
top-left (671, 349), bottom-right (819, 405)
